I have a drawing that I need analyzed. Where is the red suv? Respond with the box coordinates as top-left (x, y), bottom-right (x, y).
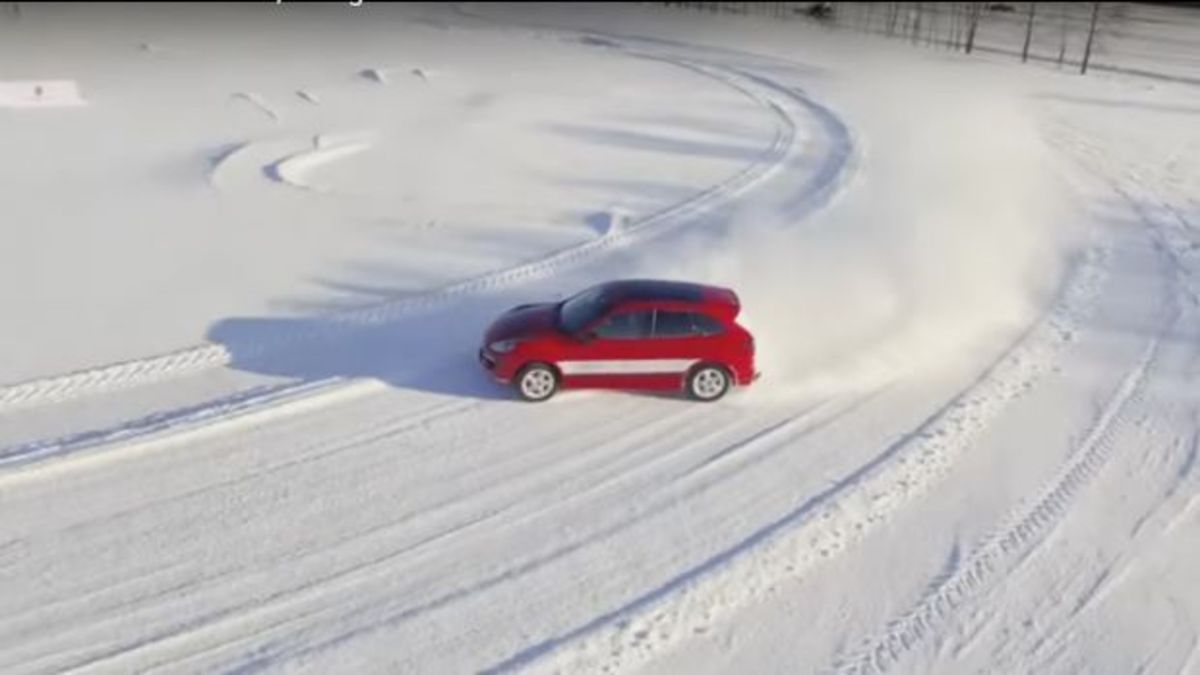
top-left (479, 279), bottom-right (758, 402)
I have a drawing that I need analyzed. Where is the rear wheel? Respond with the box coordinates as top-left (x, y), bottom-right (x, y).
top-left (686, 364), bottom-right (730, 402)
top-left (515, 363), bottom-right (558, 402)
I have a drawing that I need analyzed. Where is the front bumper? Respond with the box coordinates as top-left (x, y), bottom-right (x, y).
top-left (478, 348), bottom-right (511, 383)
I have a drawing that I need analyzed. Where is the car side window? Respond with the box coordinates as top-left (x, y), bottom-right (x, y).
top-left (652, 310), bottom-right (725, 338)
top-left (691, 312), bottom-right (725, 336)
top-left (652, 311), bottom-right (694, 338)
top-left (593, 310), bottom-right (654, 340)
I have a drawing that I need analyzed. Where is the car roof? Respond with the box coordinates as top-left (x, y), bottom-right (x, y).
top-left (600, 279), bottom-right (709, 304)
top-left (591, 279), bottom-right (740, 313)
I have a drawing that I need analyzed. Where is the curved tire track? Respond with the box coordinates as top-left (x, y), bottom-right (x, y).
top-left (485, 205), bottom-right (1112, 675)
top-left (834, 336), bottom-right (1164, 675)
top-left (0, 25), bottom-right (864, 672)
top-left (0, 48), bottom-right (863, 670)
top-left (77, 395), bottom-right (858, 675)
top-left (830, 122), bottom-right (1192, 674)
top-left (0, 56), bottom-right (806, 412)
top-left (0, 52), bottom-right (854, 476)
top-left (828, 113), bottom-right (1200, 675)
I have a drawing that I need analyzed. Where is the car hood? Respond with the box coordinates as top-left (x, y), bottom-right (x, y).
top-left (484, 302), bottom-right (560, 344)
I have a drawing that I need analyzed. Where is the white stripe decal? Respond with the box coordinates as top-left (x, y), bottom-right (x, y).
top-left (558, 359), bottom-right (699, 376)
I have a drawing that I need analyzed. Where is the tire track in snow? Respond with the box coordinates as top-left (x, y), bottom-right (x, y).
top-left (0, 382), bottom-right (479, 490)
top-left (830, 117), bottom-right (1192, 675)
top-left (0, 50), bottom-right (854, 481)
top-left (108, 395), bottom-right (865, 675)
top-left (986, 428), bottom-right (1200, 674)
top-left (0, 54), bottom-right (821, 412)
top-left (4, 398), bottom-right (691, 674)
top-left (115, 412), bottom-right (722, 664)
top-left (14, 62), bottom-right (860, 658)
top-left (481, 211), bottom-right (1111, 675)
top-left (0, 377), bottom-right (346, 471)
top-left (0, 31), bottom-right (861, 670)
top-left (833, 337), bottom-right (1164, 675)
top-left (24, 398), bottom-right (789, 673)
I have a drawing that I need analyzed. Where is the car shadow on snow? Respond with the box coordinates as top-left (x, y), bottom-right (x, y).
top-left (204, 89), bottom-right (789, 403)
top-left (205, 281), bottom-right (697, 404)
top-left (207, 291), bottom-right (530, 402)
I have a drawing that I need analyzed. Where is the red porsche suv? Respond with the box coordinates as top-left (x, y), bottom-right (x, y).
top-left (478, 279), bottom-right (758, 402)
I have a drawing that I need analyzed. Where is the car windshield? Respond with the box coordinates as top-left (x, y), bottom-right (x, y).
top-left (557, 285), bottom-right (610, 335)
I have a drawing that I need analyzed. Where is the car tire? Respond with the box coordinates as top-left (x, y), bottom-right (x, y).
top-left (686, 364), bottom-right (731, 402)
top-left (515, 362), bottom-right (559, 402)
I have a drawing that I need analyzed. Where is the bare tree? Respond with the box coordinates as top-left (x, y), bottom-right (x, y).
top-left (1022, 2), bottom-right (1036, 62)
top-left (1057, 2), bottom-right (1068, 68)
top-left (1081, 1), bottom-right (1100, 74)
top-left (926, 2), bottom-right (937, 47)
top-left (951, 2), bottom-right (963, 51)
top-left (911, 2), bottom-right (923, 46)
top-left (965, 2), bottom-right (981, 54)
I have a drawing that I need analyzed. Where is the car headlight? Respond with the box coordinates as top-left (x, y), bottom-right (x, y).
top-left (488, 339), bottom-right (521, 354)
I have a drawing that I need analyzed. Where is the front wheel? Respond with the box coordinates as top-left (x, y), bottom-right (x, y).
top-left (686, 364), bottom-right (730, 402)
top-left (515, 363), bottom-right (559, 402)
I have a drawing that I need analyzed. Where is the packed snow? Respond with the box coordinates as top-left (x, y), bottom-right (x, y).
top-left (2, 2), bottom-right (1199, 674)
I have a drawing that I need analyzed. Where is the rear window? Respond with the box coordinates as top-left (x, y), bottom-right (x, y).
top-left (653, 311), bottom-right (724, 338)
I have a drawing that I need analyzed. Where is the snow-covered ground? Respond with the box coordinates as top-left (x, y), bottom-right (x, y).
top-left (2, 2), bottom-right (1199, 674)
top-left (0, 1), bottom-right (774, 383)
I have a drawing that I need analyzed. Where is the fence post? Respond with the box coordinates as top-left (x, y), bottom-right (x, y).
top-left (1081, 1), bottom-right (1100, 74)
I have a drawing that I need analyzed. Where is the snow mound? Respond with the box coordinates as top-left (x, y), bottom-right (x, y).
top-left (359, 68), bottom-right (389, 85)
top-left (588, 208), bottom-right (631, 237)
top-left (266, 134), bottom-right (375, 193)
top-left (360, 67), bottom-right (433, 84)
top-left (230, 92), bottom-right (279, 122)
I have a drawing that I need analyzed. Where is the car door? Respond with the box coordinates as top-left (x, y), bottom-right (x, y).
top-left (557, 308), bottom-right (657, 389)
top-left (637, 309), bottom-right (722, 389)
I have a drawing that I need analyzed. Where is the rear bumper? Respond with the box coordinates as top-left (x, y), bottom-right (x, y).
top-left (730, 359), bottom-right (759, 386)
top-left (738, 370), bottom-right (761, 387)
